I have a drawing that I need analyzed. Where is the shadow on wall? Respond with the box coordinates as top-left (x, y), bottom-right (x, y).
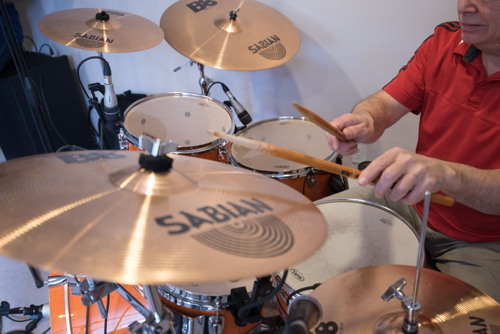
top-left (249, 29), bottom-right (360, 122)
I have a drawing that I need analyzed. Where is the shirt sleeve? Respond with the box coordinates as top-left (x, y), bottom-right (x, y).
top-left (383, 33), bottom-right (435, 114)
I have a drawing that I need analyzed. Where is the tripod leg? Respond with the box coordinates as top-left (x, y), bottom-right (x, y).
top-left (27, 265), bottom-right (44, 288)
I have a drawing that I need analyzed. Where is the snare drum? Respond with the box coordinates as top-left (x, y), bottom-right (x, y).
top-left (122, 92), bottom-right (234, 162)
top-left (49, 278), bottom-right (147, 334)
top-left (274, 198), bottom-right (419, 316)
top-left (230, 117), bottom-right (338, 201)
top-left (158, 279), bottom-right (258, 334)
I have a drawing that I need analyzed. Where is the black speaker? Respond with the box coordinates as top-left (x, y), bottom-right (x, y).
top-left (0, 52), bottom-right (97, 160)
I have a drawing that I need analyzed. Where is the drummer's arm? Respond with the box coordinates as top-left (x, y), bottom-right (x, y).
top-left (438, 163), bottom-right (500, 215)
top-left (328, 91), bottom-right (410, 156)
top-left (353, 91), bottom-right (411, 142)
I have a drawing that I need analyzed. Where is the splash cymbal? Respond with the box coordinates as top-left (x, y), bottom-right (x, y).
top-left (310, 264), bottom-right (500, 333)
top-left (0, 151), bottom-right (327, 285)
top-left (160, 0), bottom-right (300, 71)
top-left (38, 8), bottom-right (164, 53)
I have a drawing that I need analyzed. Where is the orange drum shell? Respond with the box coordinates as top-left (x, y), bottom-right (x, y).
top-left (159, 295), bottom-right (258, 334)
top-left (49, 279), bottom-right (147, 334)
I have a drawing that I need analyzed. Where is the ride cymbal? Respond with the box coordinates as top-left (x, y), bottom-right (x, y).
top-left (160, 0), bottom-right (300, 71)
top-left (0, 151), bottom-right (327, 285)
top-left (310, 264), bottom-right (500, 333)
top-left (38, 8), bottom-right (164, 53)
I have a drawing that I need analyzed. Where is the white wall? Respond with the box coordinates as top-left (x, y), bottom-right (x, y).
top-left (16, 0), bottom-right (457, 166)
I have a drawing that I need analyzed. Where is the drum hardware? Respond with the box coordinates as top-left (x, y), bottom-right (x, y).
top-left (230, 272), bottom-right (290, 332)
top-left (122, 92), bottom-right (236, 162)
top-left (128, 285), bottom-right (175, 334)
top-left (198, 62), bottom-right (211, 96)
top-left (310, 264), bottom-right (500, 333)
top-left (0, 150), bottom-right (328, 285)
top-left (212, 130), bottom-right (455, 207)
top-left (38, 8), bottom-right (164, 53)
top-left (308, 195), bottom-right (500, 332)
top-left (282, 295), bottom-right (322, 334)
top-left (381, 192), bottom-right (431, 334)
top-left (160, 0), bottom-right (300, 71)
top-left (173, 60), bottom-right (195, 73)
top-left (226, 117), bottom-right (339, 201)
top-left (80, 277), bottom-right (111, 319)
top-left (272, 198), bottom-right (420, 321)
top-left (284, 284), bottom-right (322, 307)
top-left (137, 135), bottom-right (179, 157)
top-left (118, 128), bottom-right (129, 150)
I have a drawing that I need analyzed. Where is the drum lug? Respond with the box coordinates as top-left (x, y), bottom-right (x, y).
top-left (217, 141), bottom-right (229, 163)
top-left (208, 315), bottom-right (225, 334)
top-left (118, 128), bottom-right (129, 150)
top-left (306, 172), bottom-right (317, 188)
top-left (186, 314), bottom-right (224, 334)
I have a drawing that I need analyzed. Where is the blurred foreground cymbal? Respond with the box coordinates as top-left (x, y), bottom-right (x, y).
top-left (39, 8), bottom-right (164, 53)
top-left (0, 151), bottom-right (327, 285)
top-left (310, 264), bottom-right (500, 333)
top-left (160, 0), bottom-right (300, 71)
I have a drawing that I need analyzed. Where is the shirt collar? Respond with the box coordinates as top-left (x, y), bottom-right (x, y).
top-left (455, 40), bottom-right (481, 63)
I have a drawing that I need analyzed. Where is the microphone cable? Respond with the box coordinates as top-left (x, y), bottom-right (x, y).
top-left (237, 270), bottom-right (289, 324)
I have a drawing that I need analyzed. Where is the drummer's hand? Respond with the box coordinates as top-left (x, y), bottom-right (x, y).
top-left (358, 148), bottom-right (450, 205)
top-left (326, 113), bottom-right (374, 155)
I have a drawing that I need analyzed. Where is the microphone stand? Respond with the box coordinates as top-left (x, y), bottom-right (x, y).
top-left (0, 0), bottom-right (55, 154)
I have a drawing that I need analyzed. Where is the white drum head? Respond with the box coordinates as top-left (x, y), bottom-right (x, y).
top-left (231, 118), bottom-right (336, 174)
top-left (284, 198), bottom-right (419, 293)
top-left (123, 92), bottom-right (234, 149)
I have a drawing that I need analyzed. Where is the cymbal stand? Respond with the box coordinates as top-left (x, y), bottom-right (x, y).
top-left (381, 191), bottom-right (431, 334)
top-left (197, 62), bottom-right (213, 96)
top-left (47, 274), bottom-right (151, 323)
top-left (128, 285), bottom-right (175, 334)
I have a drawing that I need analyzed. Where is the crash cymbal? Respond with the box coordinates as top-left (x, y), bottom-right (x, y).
top-left (310, 264), bottom-right (500, 333)
top-left (38, 8), bottom-right (164, 53)
top-left (160, 0), bottom-right (300, 71)
top-left (0, 151), bottom-right (327, 285)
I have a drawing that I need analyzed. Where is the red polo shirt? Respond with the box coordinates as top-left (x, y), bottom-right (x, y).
top-left (383, 21), bottom-right (500, 242)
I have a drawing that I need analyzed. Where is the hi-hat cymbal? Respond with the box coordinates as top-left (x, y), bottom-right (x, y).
top-left (38, 8), bottom-right (164, 53)
top-left (310, 264), bottom-right (500, 333)
top-left (160, 0), bottom-right (300, 71)
top-left (0, 151), bottom-right (327, 285)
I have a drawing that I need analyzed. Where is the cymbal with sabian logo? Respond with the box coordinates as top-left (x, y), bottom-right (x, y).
top-left (160, 0), bottom-right (300, 71)
top-left (0, 151), bottom-right (327, 285)
top-left (310, 264), bottom-right (500, 333)
top-left (38, 8), bottom-right (164, 53)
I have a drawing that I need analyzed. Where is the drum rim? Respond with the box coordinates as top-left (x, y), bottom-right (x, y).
top-left (157, 284), bottom-right (245, 312)
top-left (314, 197), bottom-right (420, 239)
top-left (231, 116), bottom-right (338, 176)
top-left (122, 92), bottom-right (235, 152)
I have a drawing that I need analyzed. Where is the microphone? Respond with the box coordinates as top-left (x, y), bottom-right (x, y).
top-left (0, 301), bottom-right (49, 319)
top-left (284, 295), bottom-right (323, 334)
top-left (102, 60), bottom-right (121, 125)
top-left (221, 83), bottom-right (252, 126)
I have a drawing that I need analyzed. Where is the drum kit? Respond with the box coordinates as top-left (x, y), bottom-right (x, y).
top-left (1, 1), bottom-right (498, 334)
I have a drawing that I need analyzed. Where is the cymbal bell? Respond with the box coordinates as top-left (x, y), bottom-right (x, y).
top-left (160, 0), bottom-right (301, 71)
top-left (38, 8), bottom-right (164, 53)
top-left (310, 264), bottom-right (500, 333)
top-left (0, 151), bottom-right (327, 285)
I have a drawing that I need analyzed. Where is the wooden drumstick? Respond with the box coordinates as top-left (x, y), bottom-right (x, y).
top-left (209, 130), bottom-right (455, 207)
top-left (292, 102), bottom-right (348, 142)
